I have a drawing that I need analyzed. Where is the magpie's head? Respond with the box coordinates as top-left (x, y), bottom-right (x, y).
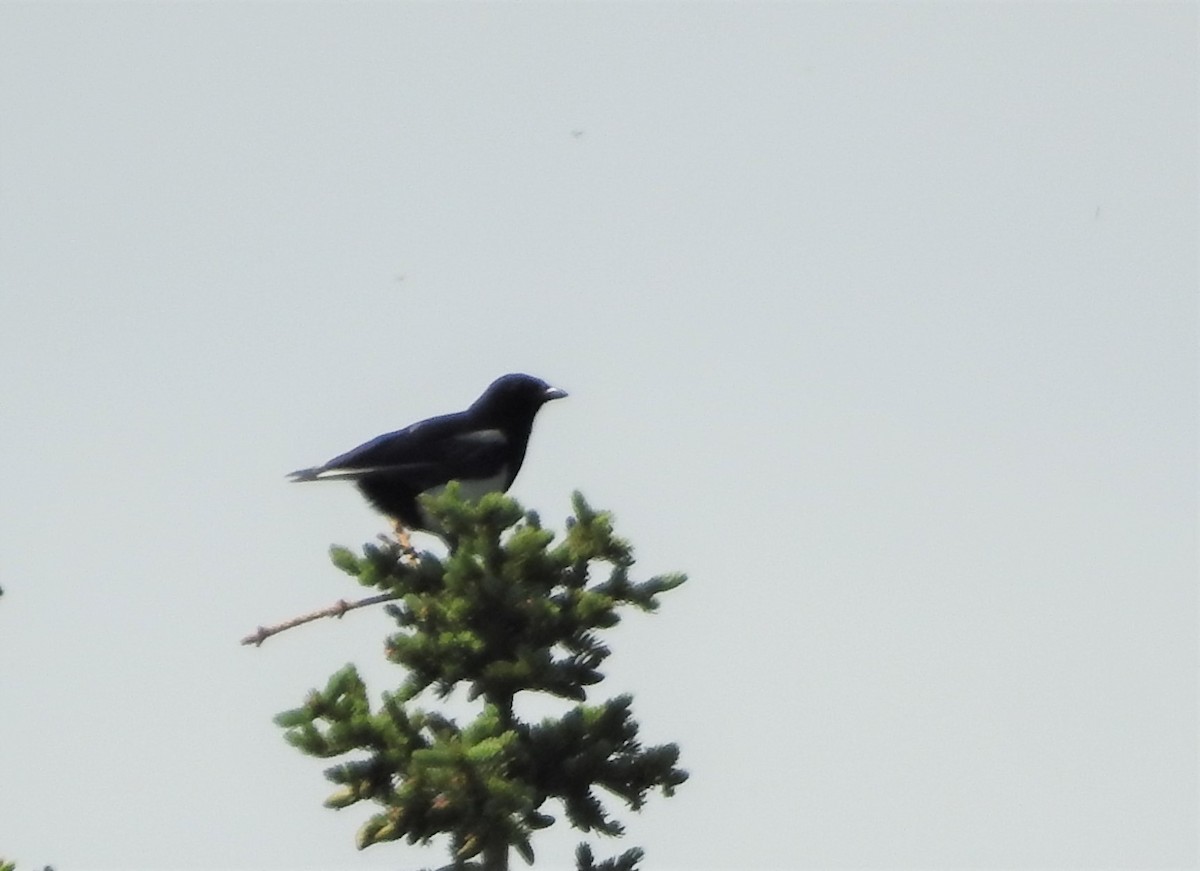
top-left (472, 373), bottom-right (567, 424)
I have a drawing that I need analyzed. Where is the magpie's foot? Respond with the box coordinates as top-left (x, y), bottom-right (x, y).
top-left (391, 521), bottom-right (419, 564)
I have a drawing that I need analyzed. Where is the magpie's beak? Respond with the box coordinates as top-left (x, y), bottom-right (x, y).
top-left (543, 385), bottom-right (568, 402)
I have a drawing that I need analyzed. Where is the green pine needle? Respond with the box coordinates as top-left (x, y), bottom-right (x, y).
top-left (278, 488), bottom-right (687, 868)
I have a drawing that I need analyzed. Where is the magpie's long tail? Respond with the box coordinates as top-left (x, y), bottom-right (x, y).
top-left (288, 466), bottom-right (370, 482)
top-left (287, 467), bottom-right (323, 482)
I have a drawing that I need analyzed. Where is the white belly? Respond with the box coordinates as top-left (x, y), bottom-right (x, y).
top-left (417, 467), bottom-right (509, 531)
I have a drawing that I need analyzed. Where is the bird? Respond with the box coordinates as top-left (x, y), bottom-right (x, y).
top-left (288, 373), bottom-right (567, 540)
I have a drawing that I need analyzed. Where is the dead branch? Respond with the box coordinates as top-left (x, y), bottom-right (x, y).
top-left (241, 591), bottom-right (401, 646)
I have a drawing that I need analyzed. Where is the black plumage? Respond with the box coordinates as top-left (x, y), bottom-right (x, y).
top-left (288, 373), bottom-right (566, 532)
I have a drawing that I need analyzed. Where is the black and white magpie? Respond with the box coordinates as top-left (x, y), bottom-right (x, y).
top-left (288, 373), bottom-right (566, 534)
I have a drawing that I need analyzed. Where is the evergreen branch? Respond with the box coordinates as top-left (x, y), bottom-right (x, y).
top-left (275, 489), bottom-right (687, 867)
top-left (241, 592), bottom-right (400, 646)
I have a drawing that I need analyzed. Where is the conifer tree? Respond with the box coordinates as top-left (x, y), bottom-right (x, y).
top-left (272, 487), bottom-right (687, 870)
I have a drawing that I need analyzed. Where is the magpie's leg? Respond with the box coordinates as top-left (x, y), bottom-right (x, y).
top-left (391, 519), bottom-right (418, 564)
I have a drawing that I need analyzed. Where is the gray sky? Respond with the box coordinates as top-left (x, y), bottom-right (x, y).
top-left (0, 3), bottom-right (1195, 870)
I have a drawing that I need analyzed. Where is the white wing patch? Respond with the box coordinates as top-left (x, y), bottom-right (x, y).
top-left (456, 428), bottom-right (505, 445)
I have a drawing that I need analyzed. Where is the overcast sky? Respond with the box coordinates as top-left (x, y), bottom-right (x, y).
top-left (1, 3), bottom-right (1195, 870)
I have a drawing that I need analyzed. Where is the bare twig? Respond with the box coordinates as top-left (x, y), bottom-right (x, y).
top-left (241, 592), bottom-right (401, 646)
top-left (242, 525), bottom-right (423, 646)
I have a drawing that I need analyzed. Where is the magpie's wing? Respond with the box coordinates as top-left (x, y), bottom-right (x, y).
top-left (289, 411), bottom-right (510, 491)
